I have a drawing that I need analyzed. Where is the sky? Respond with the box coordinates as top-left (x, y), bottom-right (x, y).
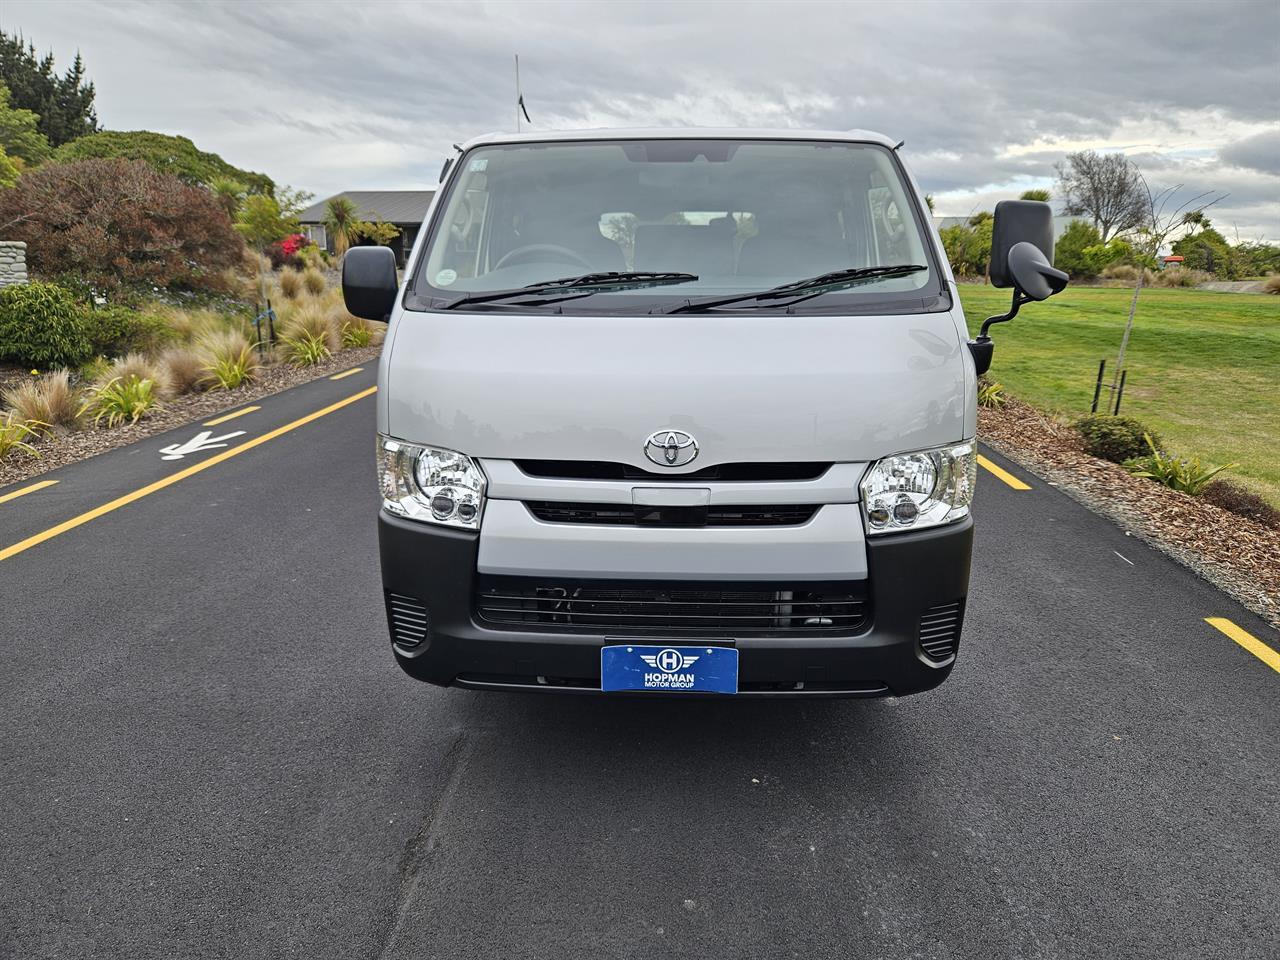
top-left (4, 0), bottom-right (1279, 240)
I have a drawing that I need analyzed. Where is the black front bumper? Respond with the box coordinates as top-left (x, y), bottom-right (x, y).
top-left (378, 513), bottom-right (973, 698)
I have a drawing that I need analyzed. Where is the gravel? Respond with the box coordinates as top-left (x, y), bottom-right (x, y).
top-left (979, 397), bottom-right (1280, 630)
top-left (0, 345), bottom-right (383, 487)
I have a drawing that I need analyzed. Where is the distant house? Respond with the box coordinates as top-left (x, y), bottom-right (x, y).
top-left (298, 190), bottom-right (436, 266)
top-left (1161, 255), bottom-right (1185, 270)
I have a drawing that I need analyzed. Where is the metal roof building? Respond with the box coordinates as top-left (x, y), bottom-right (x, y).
top-left (298, 190), bottom-right (436, 265)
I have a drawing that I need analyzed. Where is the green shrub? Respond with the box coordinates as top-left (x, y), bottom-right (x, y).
top-left (89, 376), bottom-right (156, 427)
top-left (0, 412), bottom-right (46, 459)
top-left (82, 306), bottom-right (176, 357)
top-left (1075, 414), bottom-right (1161, 464)
top-left (1126, 434), bottom-right (1235, 496)
top-left (0, 282), bottom-right (93, 368)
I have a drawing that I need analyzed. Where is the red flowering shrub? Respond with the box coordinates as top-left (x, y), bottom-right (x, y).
top-left (0, 158), bottom-right (246, 292)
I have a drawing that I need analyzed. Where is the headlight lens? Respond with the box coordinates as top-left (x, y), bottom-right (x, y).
top-left (860, 440), bottom-right (976, 535)
top-left (377, 435), bottom-right (486, 530)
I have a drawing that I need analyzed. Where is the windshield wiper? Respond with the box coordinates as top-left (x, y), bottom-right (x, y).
top-left (441, 272), bottom-right (698, 309)
top-left (664, 264), bottom-right (927, 313)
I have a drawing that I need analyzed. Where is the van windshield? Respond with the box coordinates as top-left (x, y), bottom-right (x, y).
top-left (409, 138), bottom-right (942, 313)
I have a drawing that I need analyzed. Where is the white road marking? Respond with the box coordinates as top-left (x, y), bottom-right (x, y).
top-left (1113, 550), bottom-right (1134, 565)
top-left (158, 429), bottom-right (246, 461)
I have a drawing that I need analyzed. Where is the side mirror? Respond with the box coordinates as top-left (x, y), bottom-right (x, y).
top-left (967, 200), bottom-right (1070, 377)
top-left (990, 199), bottom-right (1054, 288)
top-left (1007, 241), bottom-right (1068, 301)
top-left (342, 246), bottom-right (398, 322)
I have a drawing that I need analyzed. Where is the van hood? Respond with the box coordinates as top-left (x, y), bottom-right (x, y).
top-left (382, 309), bottom-right (971, 469)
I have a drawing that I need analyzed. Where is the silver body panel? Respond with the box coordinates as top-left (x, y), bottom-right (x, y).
top-left (381, 311), bottom-right (969, 467)
top-left (476, 500), bottom-right (868, 581)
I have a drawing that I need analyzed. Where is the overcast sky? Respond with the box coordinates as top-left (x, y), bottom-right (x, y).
top-left (4, 0), bottom-right (1279, 239)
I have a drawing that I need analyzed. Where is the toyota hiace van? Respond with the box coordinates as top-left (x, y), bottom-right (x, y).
top-left (343, 129), bottom-right (1067, 697)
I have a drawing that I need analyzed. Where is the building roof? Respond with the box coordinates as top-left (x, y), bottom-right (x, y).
top-left (298, 190), bottom-right (435, 225)
top-left (459, 127), bottom-right (899, 150)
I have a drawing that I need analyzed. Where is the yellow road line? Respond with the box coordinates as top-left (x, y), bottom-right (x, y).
top-left (1205, 617), bottom-right (1280, 674)
top-left (0, 387), bottom-right (377, 564)
top-left (0, 479), bottom-right (59, 505)
top-left (329, 367), bottom-right (364, 381)
top-left (977, 454), bottom-right (1031, 490)
top-left (203, 405), bottom-right (261, 426)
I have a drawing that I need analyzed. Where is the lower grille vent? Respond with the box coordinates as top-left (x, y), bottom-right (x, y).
top-left (477, 577), bottom-right (868, 636)
top-left (525, 501), bottom-right (818, 527)
top-left (919, 600), bottom-right (964, 661)
top-left (385, 591), bottom-right (429, 648)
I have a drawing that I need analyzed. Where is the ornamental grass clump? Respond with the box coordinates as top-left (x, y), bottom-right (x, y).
top-left (278, 268), bottom-right (303, 300)
top-left (197, 329), bottom-right (259, 390)
top-left (340, 316), bottom-right (374, 348)
top-left (2, 371), bottom-right (85, 430)
top-left (280, 302), bottom-right (340, 353)
top-left (160, 347), bottom-right (206, 396)
top-left (1126, 434), bottom-right (1235, 496)
top-left (281, 330), bottom-right (331, 366)
top-left (104, 353), bottom-right (171, 398)
top-left (976, 378), bottom-right (1007, 409)
top-left (302, 267), bottom-right (326, 296)
top-left (0, 413), bottom-right (47, 459)
top-left (88, 376), bottom-right (156, 428)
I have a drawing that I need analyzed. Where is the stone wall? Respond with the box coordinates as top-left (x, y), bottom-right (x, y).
top-left (0, 241), bottom-right (28, 287)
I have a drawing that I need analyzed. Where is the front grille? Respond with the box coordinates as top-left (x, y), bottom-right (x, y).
top-left (919, 600), bottom-right (964, 661)
top-left (515, 460), bottom-right (831, 482)
top-left (525, 501), bottom-right (818, 527)
top-left (476, 577), bottom-right (869, 636)
top-left (385, 591), bottom-right (429, 648)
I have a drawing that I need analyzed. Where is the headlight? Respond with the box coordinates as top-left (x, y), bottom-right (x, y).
top-left (860, 440), bottom-right (976, 535)
top-left (377, 435), bottom-right (486, 530)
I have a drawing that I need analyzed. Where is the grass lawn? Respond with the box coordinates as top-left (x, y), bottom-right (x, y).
top-left (956, 284), bottom-right (1280, 506)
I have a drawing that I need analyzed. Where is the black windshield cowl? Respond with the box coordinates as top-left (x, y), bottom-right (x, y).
top-left (662, 264), bottom-right (928, 314)
top-left (441, 272), bottom-right (698, 310)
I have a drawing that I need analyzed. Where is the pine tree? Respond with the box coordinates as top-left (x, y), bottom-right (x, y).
top-left (0, 31), bottom-right (98, 147)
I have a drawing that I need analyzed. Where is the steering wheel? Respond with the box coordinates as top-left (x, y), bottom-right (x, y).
top-left (494, 243), bottom-right (593, 271)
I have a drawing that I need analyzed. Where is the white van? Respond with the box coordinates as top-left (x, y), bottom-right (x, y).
top-left (343, 129), bottom-right (1066, 697)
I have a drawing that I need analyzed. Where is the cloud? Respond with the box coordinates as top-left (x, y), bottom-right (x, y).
top-left (1220, 129), bottom-right (1280, 177)
top-left (5, 0), bottom-right (1279, 237)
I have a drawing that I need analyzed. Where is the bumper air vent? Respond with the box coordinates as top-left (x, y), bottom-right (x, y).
top-left (385, 591), bottom-right (429, 649)
top-left (919, 600), bottom-right (964, 661)
top-left (476, 577), bottom-right (869, 636)
top-left (525, 501), bottom-right (818, 527)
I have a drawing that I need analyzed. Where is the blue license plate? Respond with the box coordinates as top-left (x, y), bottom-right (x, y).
top-left (600, 644), bottom-right (738, 694)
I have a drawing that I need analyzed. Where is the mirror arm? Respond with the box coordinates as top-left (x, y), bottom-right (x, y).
top-left (978, 289), bottom-right (1032, 339)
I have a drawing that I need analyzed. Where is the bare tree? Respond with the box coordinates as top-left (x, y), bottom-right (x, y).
top-left (1055, 151), bottom-right (1147, 241)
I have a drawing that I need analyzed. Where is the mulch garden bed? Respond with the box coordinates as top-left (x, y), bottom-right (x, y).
top-left (1, 344), bottom-right (383, 488)
top-left (979, 397), bottom-right (1280, 630)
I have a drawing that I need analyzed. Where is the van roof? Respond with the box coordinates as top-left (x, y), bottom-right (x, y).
top-left (460, 128), bottom-right (898, 150)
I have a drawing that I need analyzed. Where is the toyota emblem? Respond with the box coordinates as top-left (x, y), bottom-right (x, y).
top-left (643, 430), bottom-right (699, 467)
